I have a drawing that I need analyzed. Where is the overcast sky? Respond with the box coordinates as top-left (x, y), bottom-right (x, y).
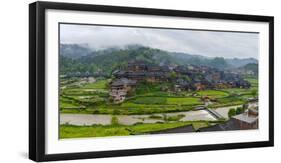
top-left (60, 24), bottom-right (259, 59)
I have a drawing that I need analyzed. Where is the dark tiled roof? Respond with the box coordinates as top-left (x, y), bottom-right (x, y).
top-left (222, 119), bottom-right (241, 130)
top-left (232, 113), bottom-right (258, 124)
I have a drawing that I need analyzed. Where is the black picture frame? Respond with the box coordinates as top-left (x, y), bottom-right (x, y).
top-left (29, 1), bottom-right (274, 162)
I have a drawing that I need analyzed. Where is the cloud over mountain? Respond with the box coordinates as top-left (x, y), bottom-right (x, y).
top-left (60, 24), bottom-right (259, 59)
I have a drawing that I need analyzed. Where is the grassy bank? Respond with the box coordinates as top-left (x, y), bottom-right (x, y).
top-left (60, 122), bottom-right (195, 138)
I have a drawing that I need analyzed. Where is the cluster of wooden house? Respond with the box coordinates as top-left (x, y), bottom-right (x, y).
top-left (112, 60), bottom-right (170, 82)
top-left (109, 60), bottom-right (251, 103)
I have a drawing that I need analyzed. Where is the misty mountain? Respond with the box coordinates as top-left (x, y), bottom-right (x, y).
top-left (60, 44), bottom-right (92, 59)
top-left (59, 44), bottom-right (258, 75)
top-left (225, 58), bottom-right (258, 68)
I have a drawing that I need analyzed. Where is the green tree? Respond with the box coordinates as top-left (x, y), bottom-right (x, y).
top-left (236, 107), bottom-right (245, 115)
top-left (183, 75), bottom-right (191, 82)
top-left (168, 71), bottom-right (177, 78)
top-left (228, 108), bottom-right (236, 118)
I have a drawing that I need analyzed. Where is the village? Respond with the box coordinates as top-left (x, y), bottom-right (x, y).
top-left (109, 60), bottom-right (251, 103)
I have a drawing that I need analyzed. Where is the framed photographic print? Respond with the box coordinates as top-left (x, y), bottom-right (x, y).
top-left (29, 1), bottom-right (274, 162)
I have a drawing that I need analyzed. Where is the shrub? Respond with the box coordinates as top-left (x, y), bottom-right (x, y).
top-left (236, 107), bottom-right (245, 115)
top-left (111, 116), bottom-right (119, 126)
top-left (228, 108), bottom-right (236, 118)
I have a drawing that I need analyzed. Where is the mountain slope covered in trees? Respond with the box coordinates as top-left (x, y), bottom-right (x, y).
top-left (60, 44), bottom-right (258, 75)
